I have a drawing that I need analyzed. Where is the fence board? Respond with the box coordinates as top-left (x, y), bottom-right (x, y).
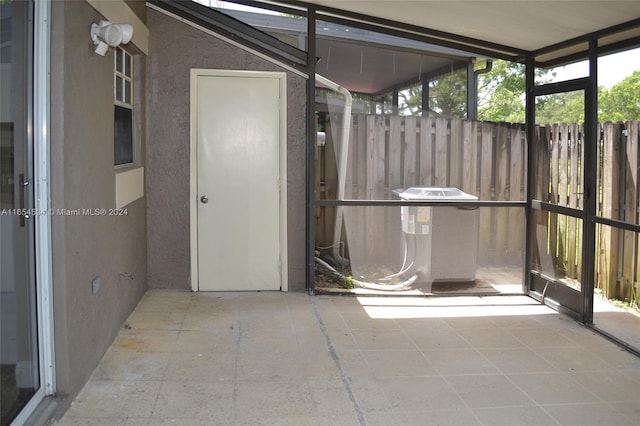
top-left (420, 117), bottom-right (433, 186)
top-left (450, 118), bottom-right (463, 188)
top-left (623, 121), bottom-right (638, 302)
top-left (388, 115), bottom-right (402, 193)
top-left (403, 117), bottom-right (417, 188)
top-left (462, 121), bottom-right (477, 194)
top-left (599, 122), bottom-right (621, 297)
top-left (319, 115), bottom-right (338, 247)
top-left (495, 125), bottom-right (509, 265)
top-left (434, 118), bottom-right (448, 186)
top-left (479, 122), bottom-right (494, 264)
top-left (354, 114), bottom-right (367, 199)
top-left (508, 124), bottom-right (525, 263)
top-left (347, 115), bottom-right (367, 263)
top-left (631, 121), bottom-right (640, 305)
top-left (362, 116), bottom-right (384, 260)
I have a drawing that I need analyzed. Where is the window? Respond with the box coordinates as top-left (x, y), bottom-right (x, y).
top-left (114, 47), bottom-right (133, 165)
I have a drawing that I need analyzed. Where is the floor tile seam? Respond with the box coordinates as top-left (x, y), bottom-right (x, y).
top-left (121, 325), bottom-right (184, 333)
top-left (451, 371), bottom-right (557, 420)
top-left (473, 346), bottom-right (559, 364)
top-left (604, 399), bottom-right (640, 425)
top-left (110, 348), bottom-right (173, 358)
top-left (532, 405), bottom-right (565, 426)
top-left (463, 343), bottom-right (529, 351)
top-left (522, 353), bottom-right (624, 383)
top-left (502, 370), bottom-right (606, 407)
top-left (284, 295), bottom-right (307, 356)
top-left (108, 348), bottom-right (178, 355)
top-left (132, 377), bottom-right (165, 420)
top-left (520, 342), bottom-right (582, 352)
top-left (61, 414), bottom-right (153, 421)
top-left (360, 348), bottom-right (435, 353)
top-left (175, 327), bottom-right (238, 335)
top-left (527, 346), bottom-right (579, 363)
top-left (371, 373), bottom-right (442, 380)
top-left (310, 297), bottom-right (369, 426)
top-left (498, 371), bottom-right (566, 410)
top-left (507, 330), bottom-right (580, 349)
top-left (565, 382), bottom-right (640, 405)
top-left (537, 400), bottom-right (624, 407)
top-left (437, 373), bottom-right (489, 425)
top-left (233, 377), bottom-right (334, 384)
top-left (115, 326), bottom-right (181, 334)
top-left (423, 345), bottom-right (503, 376)
top-left (392, 317), bottom-right (434, 360)
top-left (82, 377), bottom-right (166, 386)
top-left (292, 299), bottom-right (357, 416)
top-left (565, 367), bottom-right (640, 375)
top-left (178, 328), bottom-right (239, 334)
top-left (439, 372), bottom-right (526, 378)
top-left (133, 309), bottom-right (188, 315)
top-left (445, 321), bottom-right (492, 350)
top-left (415, 345), bottom-right (476, 352)
top-left (85, 376), bottom-right (166, 382)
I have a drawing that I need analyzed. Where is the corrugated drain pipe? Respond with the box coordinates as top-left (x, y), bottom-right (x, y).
top-left (314, 74), bottom-right (418, 291)
top-left (315, 74), bottom-right (352, 265)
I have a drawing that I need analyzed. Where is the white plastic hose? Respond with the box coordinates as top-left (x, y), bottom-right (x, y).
top-left (315, 257), bottom-right (417, 291)
top-left (316, 74), bottom-right (353, 265)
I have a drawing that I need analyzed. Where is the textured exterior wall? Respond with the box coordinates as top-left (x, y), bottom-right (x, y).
top-left (49, 0), bottom-right (148, 407)
top-left (146, 8), bottom-right (307, 291)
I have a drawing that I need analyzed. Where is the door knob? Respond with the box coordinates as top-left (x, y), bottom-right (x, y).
top-left (200, 195), bottom-right (209, 204)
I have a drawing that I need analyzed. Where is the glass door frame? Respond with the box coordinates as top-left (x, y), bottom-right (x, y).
top-left (525, 45), bottom-right (598, 323)
top-left (10, 0), bottom-right (55, 424)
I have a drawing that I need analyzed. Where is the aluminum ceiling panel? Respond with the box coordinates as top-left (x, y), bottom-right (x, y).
top-left (302, 0), bottom-right (640, 58)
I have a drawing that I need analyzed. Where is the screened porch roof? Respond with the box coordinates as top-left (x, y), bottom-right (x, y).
top-left (301, 0), bottom-right (640, 65)
top-left (219, 8), bottom-right (481, 95)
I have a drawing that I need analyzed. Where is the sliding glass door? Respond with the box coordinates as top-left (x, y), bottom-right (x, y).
top-left (0, 1), bottom-right (43, 424)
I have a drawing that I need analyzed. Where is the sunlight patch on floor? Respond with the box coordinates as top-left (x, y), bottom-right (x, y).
top-left (356, 295), bottom-right (554, 319)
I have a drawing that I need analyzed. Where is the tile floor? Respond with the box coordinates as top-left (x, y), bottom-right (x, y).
top-left (57, 291), bottom-right (640, 425)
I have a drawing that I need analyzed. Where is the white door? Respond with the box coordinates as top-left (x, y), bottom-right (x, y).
top-left (193, 71), bottom-right (286, 291)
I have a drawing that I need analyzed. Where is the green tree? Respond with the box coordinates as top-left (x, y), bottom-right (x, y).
top-left (428, 68), bottom-right (468, 118)
top-left (477, 60), bottom-right (529, 123)
top-left (398, 84), bottom-right (422, 116)
top-left (371, 60), bottom-right (639, 124)
top-left (535, 90), bottom-right (585, 125)
top-left (599, 70), bottom-right (640, 122)
top-left (396, 60), bottom-right (552, 122)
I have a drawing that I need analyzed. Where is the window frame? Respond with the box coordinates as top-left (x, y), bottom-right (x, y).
top-left (114, 46), bottom-right (134, 166)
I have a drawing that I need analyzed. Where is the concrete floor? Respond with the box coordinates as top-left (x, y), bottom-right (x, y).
top-left (57, 291), bottom-right (640, 425)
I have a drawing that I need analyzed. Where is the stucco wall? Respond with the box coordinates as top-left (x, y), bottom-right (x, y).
top-left (146, 8), bottom-right (307, 291)
top-left (50, 0), bottom-right (148, 403)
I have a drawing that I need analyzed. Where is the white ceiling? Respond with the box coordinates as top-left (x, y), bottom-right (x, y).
top-left (302, 0), bottom-right (640, 58)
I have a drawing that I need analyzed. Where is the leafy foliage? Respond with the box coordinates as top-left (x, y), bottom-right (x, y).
top-left (599, 70), bottom-right (640, 122)
top-left (478, 60), bottom-right (529, 123)
top-left (427, 68), bottom-right (468, 118)
top-left (394, 59), bottom-right (638, 124)
top-left (535, 90), bottom-right (585, 125)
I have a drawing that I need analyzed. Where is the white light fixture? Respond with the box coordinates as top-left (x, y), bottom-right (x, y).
top-left (90, 20), bottom-right (134, 56)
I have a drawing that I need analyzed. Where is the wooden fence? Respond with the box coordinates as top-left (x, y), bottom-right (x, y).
top-left (596, 121), bottom-right (640, 305)
top-left (315, 114), bottom-right (526, 270)
top-left (315, 114), bottom-right (640, 305)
